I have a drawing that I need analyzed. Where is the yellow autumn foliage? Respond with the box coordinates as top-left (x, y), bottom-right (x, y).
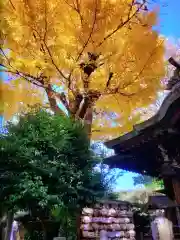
top-left (0, 0), bottom-right (165, 139)
top-left (0, 79), bottom-right (45, 119)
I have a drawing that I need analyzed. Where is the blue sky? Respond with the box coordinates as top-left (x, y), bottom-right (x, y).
top-left (1, 0), bottom-right (180, 191)
top-left (157, 0), bottom-right (180, 38)
top-left (114, 171), bottom-right (141, 191)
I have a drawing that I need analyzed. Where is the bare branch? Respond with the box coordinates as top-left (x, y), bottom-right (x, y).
top-left (0, 63), bottom-right (7, 69)
top-left (40, 41), bottom-right (68, 81)
top-left (30, 26), bottom-right (68, 81)
top-left (132, 40), bottom-right (164, 84)
top-left (84, 106), bottom-right (93, 137)
top-left (46, 84), bottom-right (66, 115)
top-left (75, 0), bottom-right (98, 62)
top-left (70, 93), bottom-right (83, 115)
top-left (1, 64), bottom-right (70, 114)
top-left (0, 48), bottom-right (12, 67)
top-left (106, 72), bottom-right (113, 88)
top-left (8, 0), bottom-right (16, 10)
top-left (78, 97), bottom-right (90, 119)
top-left (168, 57), bottom-right (180, 70)
top-left (97, 1), bottom-right (145, 48)
top-left (56, 91), bottom-right (70, 112)
top-left (63, 0), bottom-right (83, 24)
top-left (75, 0), bottom-right (83, 24)
top-left (103, 40), bottom-right (164, 97)
top-left (128, 0), bottom-right (135, 19)
top-left (105, 87), bottom-right (137, 97)
top-left (0, 49), bottom-right (45, 89)
top-left (67, 0), bottom-right (98, 90)
top-left (1, 44), bottom-right (70, 115)
top-left (2, 68), bottom-right (45, 88)
top-left (1, 29), bottom-right (69, 115)
top-left (43, 0), bottom-right (48, 41)
top-left (118, 91), bottom-right (136, 97)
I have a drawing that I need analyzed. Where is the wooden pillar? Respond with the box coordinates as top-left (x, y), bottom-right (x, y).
top-left (172, 179), bottom-right (180, 204)
top-left (172, 179), bottom-right (180, 234)
top-left (159, 145), bottom-right (180, 204)
top-left (163, 178), bottom-right (179, 227)
top-left (163, 178), bottom-right (175, 200)
top-left (163, 177), bottom-right (180, 204)
top-left (164, 178), bottom-right (180, 229)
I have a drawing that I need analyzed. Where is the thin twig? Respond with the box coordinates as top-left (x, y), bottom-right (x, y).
top-left (64, 0), bottom-right (83, 24)
top-left (8, 0), bottom-right (16, 10)
top-left (132, 39), bottom-right (164, 84)
top-left (0, 48), bottom-right (12, 67)
top-left (128, 0), bottom-right (135, 19)
top-left (97, 1), bottom-right (145, 48)
top-left (1, 26), bottom-right (68, 114)
top-left (75, 0), bottom-right (83, 24)
top-left (104, 40), bottom-right (164, 97)
top-left (43, 41), bottom-right (68, 80)
top-left (2, 65), bottom-right (69, 113)
top-left (67, 0), bottom-right (98, 88)
top-left (30, 26), bottom-right (69, 81)
top-left (43, 0), bottom-right (48, 41)
top-left (75, 0), bottom-right (98, 62)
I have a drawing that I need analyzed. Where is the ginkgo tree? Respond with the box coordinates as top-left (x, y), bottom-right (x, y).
top-left (0, 0), bottom-right (165, 139)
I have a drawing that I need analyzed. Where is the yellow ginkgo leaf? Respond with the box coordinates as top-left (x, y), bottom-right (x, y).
top-left (0, 0), bottom-right (165, 140)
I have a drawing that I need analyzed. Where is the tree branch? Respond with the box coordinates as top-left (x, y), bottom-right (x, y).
top-left (43, 41), bottom-right (68, 80)
top-left (84, 107), bottom-right (93, 138)
top-left (8, 0), bottom-right (16, 10)
top-left (45, 84), bottom-right (65, 115)
top-left (132, 40), bottom-right (164, 84)
top-left (1, 67), bottom-right (44, 88)
top-left (1, 64), bottom-right (69, 114)
top-left (67, 0), bottom-right (98, 92)
top-left (76, 90), bottom-right (101, 119)
top-left (97, 1), bottom-right (145, 48)
top-left (69, 93), bottom-right (83, 115)
top-left (75, 0), bottom-right (98, 62)
top-left (43, 0), bottom-right (48, 41)
top-left (128, 0), bottom-right (135, 19)
top-left (104, 40), bottom-right (164, 97)
top-left (0, 47), bottom-right (44, 88)
top-left (0, 48), bottom-right (12, 67)
top-left (56, 91), bottom-right (70, 112)
top-left (168, 57), bottom-right (180, 70)
top-left (1, 40), bottom-right (69, 115)
top-left (78, 97), bottom-right (90, 119)
top-left (29, 27), bottom-right (69, 82)
top-left (105, 72), bottom-right (113, 89)
top-left (64, 0), bottom-right (83, 24)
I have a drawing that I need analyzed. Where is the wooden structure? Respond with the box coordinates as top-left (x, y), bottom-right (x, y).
top-left (104, 58), bottom-right (180, 206)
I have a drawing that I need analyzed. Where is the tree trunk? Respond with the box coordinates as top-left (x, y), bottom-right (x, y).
top-left (4, 211), bottom-right (13, 240)
top-left (84, 107), bottom-right (93, 139)
top-left (41, 220), bottom-right (47, 240)
top-left (46, 85), bottom-right (65, 115)
top-left (76, 211), bottom-right (81, 240)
